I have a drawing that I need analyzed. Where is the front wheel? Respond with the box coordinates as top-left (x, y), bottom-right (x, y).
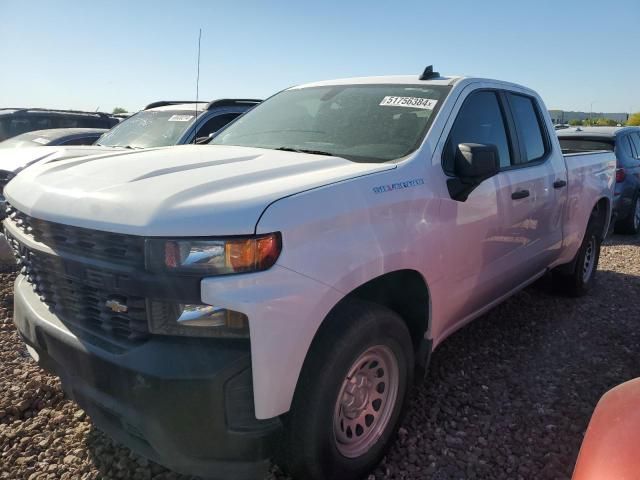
top-left (281, 300), bottom-right (414, 480)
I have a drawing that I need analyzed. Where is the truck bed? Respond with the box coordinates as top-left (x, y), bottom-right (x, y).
top-left (560, 150), bottom-right (617, 264)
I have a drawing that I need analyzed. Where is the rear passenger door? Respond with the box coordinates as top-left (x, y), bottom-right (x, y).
top-left (499, 91), bottom-right (566, 279)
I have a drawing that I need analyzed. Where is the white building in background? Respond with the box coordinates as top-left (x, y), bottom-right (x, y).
top-left (549, 110), bottom-right (629, 124)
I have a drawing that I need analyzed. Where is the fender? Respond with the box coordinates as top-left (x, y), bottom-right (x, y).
top-left (242, 166), bottom-right (444, 418)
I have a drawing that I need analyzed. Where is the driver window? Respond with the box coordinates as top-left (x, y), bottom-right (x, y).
top-left (443, 91), bottom-right (512, 174)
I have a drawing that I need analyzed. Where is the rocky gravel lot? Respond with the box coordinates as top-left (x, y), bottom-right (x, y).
top-left (1, 234), bottom-right (639, 480)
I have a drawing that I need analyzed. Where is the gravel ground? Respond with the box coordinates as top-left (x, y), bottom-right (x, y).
top-left (1, 234), bottom-right (639, 480)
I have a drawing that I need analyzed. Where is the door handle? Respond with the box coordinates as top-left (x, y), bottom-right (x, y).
top-left (553, 180), bottom-right (567, 189)
top-left (511, 190), bottom-right (530, 200)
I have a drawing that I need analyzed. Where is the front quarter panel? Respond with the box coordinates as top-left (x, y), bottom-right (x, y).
top-left (245, 160), bottom-right (444, 417)
top-left (256, 163), bottom-right (443, 293)
top-left (200, 265), bottom-right (343, 419)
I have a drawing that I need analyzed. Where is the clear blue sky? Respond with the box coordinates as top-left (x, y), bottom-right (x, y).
top-left (1, 0), bottom-right (638, 114)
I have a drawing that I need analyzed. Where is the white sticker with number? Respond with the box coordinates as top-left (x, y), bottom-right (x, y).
top-left (168, 115), bottom-right (194, 122)
top-left (379, 96), bottom-right (438, 110)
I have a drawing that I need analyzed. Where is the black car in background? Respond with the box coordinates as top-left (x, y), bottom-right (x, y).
top-left (558, 126), bottom-right (640, 234)
top-left (0, 128), bottom-right (107, 148)
top-left (0, 108), bottom-right (119, 142)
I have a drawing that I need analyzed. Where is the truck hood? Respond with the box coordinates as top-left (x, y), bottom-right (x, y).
top-left (0, 145), bottom-right (122, 173)
top-left (6, 144), bottom-right (394, 236)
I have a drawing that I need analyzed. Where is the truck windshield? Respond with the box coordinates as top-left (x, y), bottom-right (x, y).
top-left (96, 110), bottom-right (198, 149)
top-left (211, 84), bottom-right (450, 162)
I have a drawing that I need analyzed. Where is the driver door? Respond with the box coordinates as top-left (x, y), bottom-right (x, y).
top-left (435, 88), bottom-right (530, 337)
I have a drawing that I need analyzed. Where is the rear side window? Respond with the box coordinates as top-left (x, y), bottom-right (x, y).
top-left (443, 91), bottom-right (512, 172)
top-left (628, 137), bottom-right (638, 158)
top-left (617, 136), bottom-right (635, 161)
top-left (54, 117), bottom-right (80, 128)
top-left (4, 116), bottom-right (52, 137)
top-left (53, 116), bottom-right (109, 129)
top-left (508, 93), bottom-right (547, 163)
top-left (629, 132), bottom-right (640, 159)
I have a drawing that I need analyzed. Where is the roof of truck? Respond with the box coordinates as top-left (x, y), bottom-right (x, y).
top-left (557, 126), bottom-right (639, 138)
top-left (290, 75), bottom-right (541, 98)
top-left (292, 75), bottom-right (465, 89)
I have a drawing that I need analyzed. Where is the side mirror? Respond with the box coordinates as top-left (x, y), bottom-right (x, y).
top-left (455, 143), bottom-right (500, 179)
top-left (447, 143), bottom-right (500, 201)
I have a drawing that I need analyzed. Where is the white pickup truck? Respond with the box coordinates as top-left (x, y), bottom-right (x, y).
top-left (4, 68), bottom-right (615, 480)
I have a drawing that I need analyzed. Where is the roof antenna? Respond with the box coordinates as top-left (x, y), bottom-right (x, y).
top-left (194, 28), bottom-right (202, 144)
top-left (419, 65), bottom-right (440, 81)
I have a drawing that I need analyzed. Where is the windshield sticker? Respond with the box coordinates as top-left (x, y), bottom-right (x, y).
top-left (379, 96), bottom-right (438, 110)
top-left (32, 137), bottom-right (49, 145)
top-left (373, 178), bottom-right (425, 194)
top-left (168, 115), bottom-right (194, 122)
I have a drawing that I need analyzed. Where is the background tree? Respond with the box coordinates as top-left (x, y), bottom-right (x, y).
top-left (628, 112), bottom-right (640, 126)
top-left (569, 119), bottom-right (583, 126)
top-left (112, 107), bottom-right (127, 114)
top-left (595, 118), bottom-right (618, 126)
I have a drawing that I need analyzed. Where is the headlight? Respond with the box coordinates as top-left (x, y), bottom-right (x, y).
top-left (146, 233), bottom-right (281, 275)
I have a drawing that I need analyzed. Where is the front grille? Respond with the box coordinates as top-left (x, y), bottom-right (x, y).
top-left (4, 207), bottom-right (151, 345)
top-left (5, 204), bottom-right (145, 268)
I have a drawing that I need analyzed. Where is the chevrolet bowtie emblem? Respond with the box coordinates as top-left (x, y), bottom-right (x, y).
top-left (105, 299), bottom-right (128, 313)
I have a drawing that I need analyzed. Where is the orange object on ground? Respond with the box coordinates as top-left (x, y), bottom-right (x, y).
top-left (573, 378), bottom-right (640, 480)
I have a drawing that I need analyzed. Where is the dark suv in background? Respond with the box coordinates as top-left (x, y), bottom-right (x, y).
top-left (558, 126), bottom-right (640, 234)
top-left (0, 128), bottom-right (107, 148)
top-left (0, 108), bottom-right (119, 142)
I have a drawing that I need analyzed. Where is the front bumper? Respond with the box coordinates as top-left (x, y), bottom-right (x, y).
top-left (13, 275), bottom-right (281, 479)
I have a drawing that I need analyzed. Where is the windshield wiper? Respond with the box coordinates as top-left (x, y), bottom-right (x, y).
top-left (275, 147), bottom-right (335, 156)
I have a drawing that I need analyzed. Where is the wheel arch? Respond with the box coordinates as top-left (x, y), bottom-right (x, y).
top-left (593, 196), bottom-right (611, 239)
top-left (297, 269), bottom-right (432, 386)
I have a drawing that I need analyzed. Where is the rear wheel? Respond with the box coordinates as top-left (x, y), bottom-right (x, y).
top-left (615, 194), bottom-right (640, 235)
top-left (281, 300), bottom-right (414, 480)
top-left (553, 216), bottom-right (602, 296)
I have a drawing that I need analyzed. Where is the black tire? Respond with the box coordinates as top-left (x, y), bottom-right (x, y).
top-left (614, 193), bottom-right (640, 235)
top-left (553, 216), bottom-right (602, 296)
top-left (280, 299), bottom-right (414, 480)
